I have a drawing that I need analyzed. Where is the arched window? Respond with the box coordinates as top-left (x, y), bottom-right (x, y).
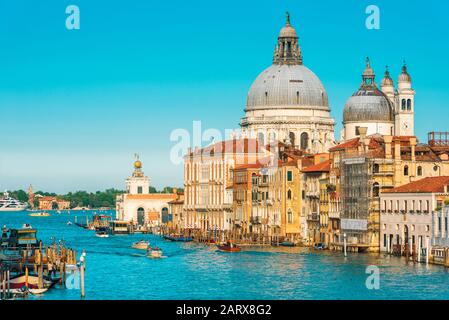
top-left (404, 165), bottom-right (409, 176)
top-left (287, 189), bottom-right (292, 200)
top-left (407, 99), bottom-right (412, 110)
top-left (401, 99), bottom-right (406, 110)
top-left (373, 182), bottom-right (380, 197)
top-left (300, 132), bottom-right (309, 151)
top-left (373, 163), bottom-right (380, 174)
top-left (287, 209), bottom-right (293, 223)
top-left (289, 132), bottom-right (296, 146)
top-left (265, 91), bottom-right (268, 104)
top-left (417, 166), bottom-right (423, 176)
top-left (137, 207), bottom-right (145, 226)
top-left (257, 132), bottom-right (265, 146)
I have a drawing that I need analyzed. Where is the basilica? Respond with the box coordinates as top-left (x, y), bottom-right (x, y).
top-left (240, 13), bottom-right (415, 150)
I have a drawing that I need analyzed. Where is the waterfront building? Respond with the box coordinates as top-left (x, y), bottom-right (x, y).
top-left (380, 176), bottom-right (449, 253)
top-left (329, 128), bottom-right (449, 252)
top-left (433, 205), bottom-right (449, 247)
top-left (302, 158), bottom-right (331, 246)
top-left (240, 13), bottom-right (335, 154)
top-left (168, 194), bottom-right (184, 231)
top-left (182, 139), bottom-right (268, 237)
top-left (38, 196), bottom-right (70, 210)
top-left (116, 157), bottom-right (179, 227)
top-left (342, 58), bottom-right (415, 140)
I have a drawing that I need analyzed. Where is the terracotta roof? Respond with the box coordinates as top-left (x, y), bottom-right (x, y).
top-left (189, 139), bottom-right (265, 157)
top-left (302, 160), bottom-right (331, 173)
top-left (126, 194), bottom-right (178, 200)
top-left (329, 138), bottom-right (360, 151)
top-left (383, 176), bottom-right (449, 194)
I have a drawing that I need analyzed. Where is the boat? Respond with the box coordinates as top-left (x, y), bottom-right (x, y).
top-left (95, 227), bottom-right (109, 238)
top-left (313, 242), bottom-right (326, 250)
top-left (0, 191), bottom-right (28, 212)
top-left (109, 220), bottom-right (132, 235)
top-left (7, 273), bottom-right (59, 290)
top-left (163, 234), bottom-right (193, 242)
top-left (3, 227), bottom-right (39, 248)
top-left (29, 212), bottom-right (50, 217)
top-left (217, 241), bottom-right (241, 252)
top-left (147, 247), bottom-right (163, 258)
top-left (279, 241), bottom-right (296, 247)
top-left (132, 240), bottom-right (149, 250)
top-left (67, 221), bottom-right (72, 226)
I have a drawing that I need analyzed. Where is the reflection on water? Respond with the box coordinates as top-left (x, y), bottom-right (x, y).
top-left (1, 211), bottom-right (448, 300)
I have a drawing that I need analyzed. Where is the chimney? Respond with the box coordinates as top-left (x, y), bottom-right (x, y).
top-left (410, 137), bottom-right (417, 162)
top-left (384, 136), bottom-right (393, 159)
top-left (394, 140), bottom-right (401, 161)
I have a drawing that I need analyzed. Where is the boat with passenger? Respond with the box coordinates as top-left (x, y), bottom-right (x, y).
top-left (95, 227), bottom-right (109, 238)
top-left (28, 212), bottom-right (50, 217)
top-left (132, 240), bottom-right (150, 250)
top-left (147, 246), bottom-right (163, 258)
top-left (217, 241), bottom-right (241, 252)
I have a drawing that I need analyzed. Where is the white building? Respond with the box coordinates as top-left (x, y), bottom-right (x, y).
top-left (116, 157), bottom-right (179, 226)
top-left (380, 176), bottom-right (449, 253)
top-left (433, 206), bottom-right (449, 247)
top-left (342, 58), bottom-right (415, 140)
top-left (240, 13), bottom-right (335, 154)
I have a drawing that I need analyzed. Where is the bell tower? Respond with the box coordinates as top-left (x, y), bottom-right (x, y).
top-left (395, 62), bottom-right (415, 136)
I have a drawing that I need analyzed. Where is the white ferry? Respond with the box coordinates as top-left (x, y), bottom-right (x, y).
top-left (0, 191), bottom-right (28, 212)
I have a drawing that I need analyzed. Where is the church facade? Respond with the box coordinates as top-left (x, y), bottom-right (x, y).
top-left (342, 58), bottom-right (415, 140)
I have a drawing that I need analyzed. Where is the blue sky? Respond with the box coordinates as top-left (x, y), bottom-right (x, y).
top-left (1, 0), bottom-right (448, 193)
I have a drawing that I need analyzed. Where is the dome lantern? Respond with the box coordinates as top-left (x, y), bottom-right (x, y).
top-left (273, 12), bottom-right (302, 65)
top-left (381, 65), bottom-right (394, 88)
top-left (398, 60), bottom-right (412, 83)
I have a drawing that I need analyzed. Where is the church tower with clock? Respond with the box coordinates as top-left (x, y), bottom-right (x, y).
top-left (394, 62), bottom-right (415, 136)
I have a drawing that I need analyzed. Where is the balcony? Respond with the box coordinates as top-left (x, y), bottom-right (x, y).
top-left (307, 213), bottom-right (319, 221)
top-left (250, 216), bottom-right (262, 225)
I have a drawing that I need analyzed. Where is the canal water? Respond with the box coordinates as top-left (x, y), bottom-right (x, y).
top-left (1, 210), bottom-right (449, 300)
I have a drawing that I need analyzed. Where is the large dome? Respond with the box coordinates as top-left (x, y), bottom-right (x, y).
top-left (343, 88), bottom-right (394, 122)
top-left (246, 64), bottom-right (329, 110)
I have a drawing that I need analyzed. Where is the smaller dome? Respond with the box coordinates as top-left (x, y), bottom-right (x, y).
top-left (279, 25), bottom-right (297, 38)
top-left (381, 67), bottom-right (393, 87)
top-left (343, 89), bottom-right (394, 123)
top-left (398, 63), bottom-right (411, 83)
top-left (134, 160), bottom-right (142, 169)
top-left (279, 12), bottom-right (298, 38)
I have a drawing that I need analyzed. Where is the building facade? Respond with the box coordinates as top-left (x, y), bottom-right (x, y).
top-left (116, 157), bottom-right (179, 227)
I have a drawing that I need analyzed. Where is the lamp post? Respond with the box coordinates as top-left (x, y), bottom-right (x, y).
top-left (343, 233), bottom-right (347, 257)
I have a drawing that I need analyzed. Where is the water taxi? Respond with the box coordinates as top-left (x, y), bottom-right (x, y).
top-left (147, 247), bottom-right (163, 258)
top-left (29, 212), bottom-right (50, 217)
top-left (132, 240), bottom-right (149, 250)
top-left (217, 241), bottom-right (241, 252)
top-left (95, 227), bottom-right (109, 238)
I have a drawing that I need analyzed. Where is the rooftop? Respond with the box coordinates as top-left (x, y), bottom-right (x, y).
top-left (383, 176), bottom-right (449, 194)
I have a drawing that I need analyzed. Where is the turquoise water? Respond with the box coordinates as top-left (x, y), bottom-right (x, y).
top-left (1, 210), bottom-right (449, 300)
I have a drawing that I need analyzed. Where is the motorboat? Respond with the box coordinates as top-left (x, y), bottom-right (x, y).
top-left (313, 243), bottom-right (326, 250)
top-left (217, 241), bottom-right (241, 252)
top-left (0, 191), bottom-right (28, 212)
top-left (279, 241), bottom-right (296, 247)
top-left (132, 240), bottom-right (150, 250)
top-left (147, 247), bottom-right (163, 258)
top-left (29, 212), bottom-right (50, 217)
top-left (95, 227), bottom-right (109, 238)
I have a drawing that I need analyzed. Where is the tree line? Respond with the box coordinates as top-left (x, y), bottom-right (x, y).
top-left (1, 186), bottom-right (183, 209)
